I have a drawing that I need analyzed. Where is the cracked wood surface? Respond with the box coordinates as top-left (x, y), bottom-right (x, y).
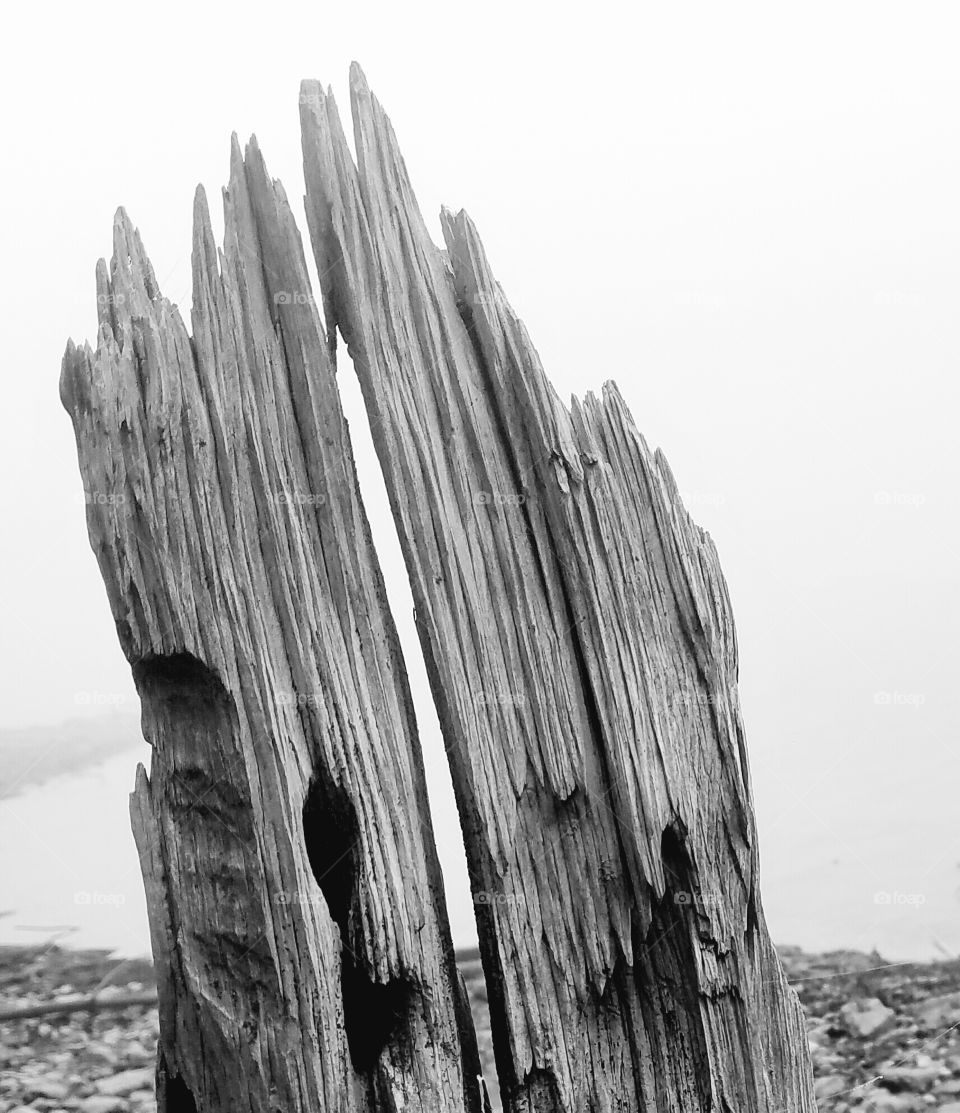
top-left (300, 65), bottom-right (816, 1112)
top-left (60, 137), bottom-right (486, 1113)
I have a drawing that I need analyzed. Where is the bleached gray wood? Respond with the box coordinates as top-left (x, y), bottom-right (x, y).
top-left (61, 136), bottom-right (486, 1113)
top-left (300, 65), bottom-right (816, 1113)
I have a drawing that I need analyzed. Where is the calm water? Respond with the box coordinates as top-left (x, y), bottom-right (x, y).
top-left (2, 746), bottom-right (958, 961)
top-left (0, 747), bottom-right (150, 956)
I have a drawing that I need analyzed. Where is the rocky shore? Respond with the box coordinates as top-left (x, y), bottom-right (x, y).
top-left (781, 945), bottom-right (960, 1111)
top-left (0, 947), bottom-right (156, 1113)
top-left (3, 943), bottom-right (960, 1111)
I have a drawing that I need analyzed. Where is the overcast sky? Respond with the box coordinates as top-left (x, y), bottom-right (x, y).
top-left (2, 0), bottom-right (958, 955)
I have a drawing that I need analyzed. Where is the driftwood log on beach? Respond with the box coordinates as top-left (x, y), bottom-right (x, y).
top-left (300, 65), bottom-right (815, 1112)
top-left (61, 64), bottom-right (815, 1113)
top-left (60, 140), bottom-right (486, 1113)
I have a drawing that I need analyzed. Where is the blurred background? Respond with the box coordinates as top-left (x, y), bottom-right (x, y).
top-left (1, 0), bottom-right (958, 961)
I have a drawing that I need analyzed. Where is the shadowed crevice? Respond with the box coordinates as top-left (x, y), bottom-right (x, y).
top-left (157, 1052), bottom-right (199, 1113)
top-left (302, 769), bottom-right (416, 1073)
top-left (628, 827), bottom-right (713, 1111)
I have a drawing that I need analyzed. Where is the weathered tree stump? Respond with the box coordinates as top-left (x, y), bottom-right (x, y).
top-left (61, 138), bottom-right (486, 1113)
top-left (62, 65), bottom-right (815, 1113)
top-left (299, 65), bottom-right (816, 1112)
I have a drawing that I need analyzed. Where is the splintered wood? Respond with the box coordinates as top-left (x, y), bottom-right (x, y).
top-left (61, 66), bottom-right (815, 1113)
top-left (61, 140), bottom-right (485, 1113)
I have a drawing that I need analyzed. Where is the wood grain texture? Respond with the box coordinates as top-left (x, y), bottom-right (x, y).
top-left (61, 136), bottom-right (486, 1113)
top-left (300, 65), bottom-right (816, 1112)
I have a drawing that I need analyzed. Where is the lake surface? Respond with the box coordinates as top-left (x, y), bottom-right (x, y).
top-left (2, 745), bottom-right (958, 961)
top-left (0, 747), bottom-right (151, 956)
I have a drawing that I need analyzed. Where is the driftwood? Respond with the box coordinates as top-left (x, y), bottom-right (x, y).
top-left (61, 65), bottom-right (814, 1113)
top-left (299, 66), bottom-right (816, 1112)
top-left (61, 141), bottom-right (485, 1113)
top-left (0, 992), bottom-right (158, 1023)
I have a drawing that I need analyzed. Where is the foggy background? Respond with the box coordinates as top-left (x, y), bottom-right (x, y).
top-left (1, 1), bottom-right (958, 960)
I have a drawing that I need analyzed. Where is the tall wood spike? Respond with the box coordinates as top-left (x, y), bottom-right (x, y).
top-left (60, 135), bottom-right (487, 1113)
top-left (299, 64), bottom-right (816, 1113)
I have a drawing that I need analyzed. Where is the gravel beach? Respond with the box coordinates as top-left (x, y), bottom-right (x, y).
top-left (4, 944), bottom-right (960, 1111)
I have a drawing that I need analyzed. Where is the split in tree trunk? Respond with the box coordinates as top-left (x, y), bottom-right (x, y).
top-left (299, 64), bottom-right (816, 1113)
